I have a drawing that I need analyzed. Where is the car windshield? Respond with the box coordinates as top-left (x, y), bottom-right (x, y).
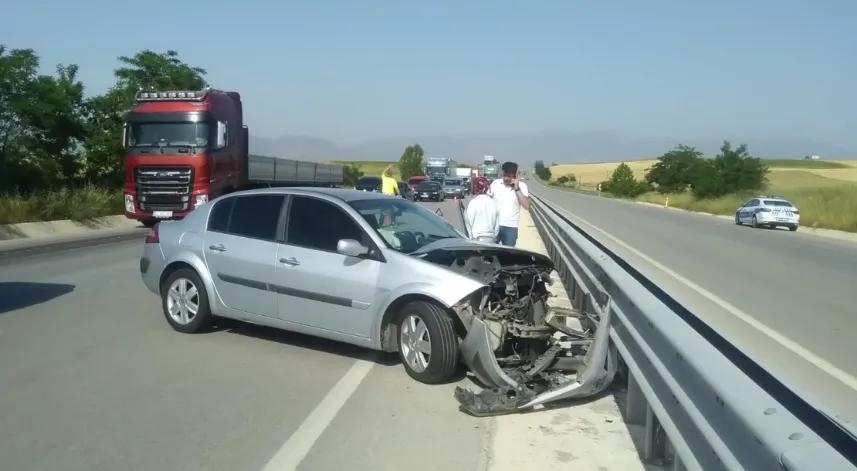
top-left (764, 200), bottom-right (794, 207)
top-left (417, 182), bottom-right (439, 190)
top-left (349, 198), bottom-right (464, 253)
top-left (445, 180), bottom-right (462, 186)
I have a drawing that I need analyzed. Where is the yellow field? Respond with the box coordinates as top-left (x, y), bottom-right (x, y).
top-left (550, 159), bottom-right (857, 189)
top-left (549, 159), bottom-right (857, 232)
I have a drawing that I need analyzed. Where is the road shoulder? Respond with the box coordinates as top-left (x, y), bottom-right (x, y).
top-left (488, 209), bottom-right (650, 471)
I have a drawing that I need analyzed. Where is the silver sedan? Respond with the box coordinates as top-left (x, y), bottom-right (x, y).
top-left (139, 188), bottom-right (594, 415)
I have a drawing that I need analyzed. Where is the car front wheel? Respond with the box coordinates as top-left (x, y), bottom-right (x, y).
top-left (734, 213), bottom-right (741, 225)
top-left (396, 300), bottom-right (459, 384)
top-left (161, 268), bottom-right (214, 334)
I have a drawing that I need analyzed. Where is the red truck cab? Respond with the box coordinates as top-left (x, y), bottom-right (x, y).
top-left (122, 89), bottom-right (249, 227)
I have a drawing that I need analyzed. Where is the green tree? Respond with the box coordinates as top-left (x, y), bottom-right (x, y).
top-left (0, 46), bottom-right (88, 193)
top-left (689, 141), bottom-right (769, 199)
top-left (83, 49), bottom-right (208, 187)
top-left (533, 160), bottom-right (552, 180)
top-left (602, 163), bottom-right (650, 197)
top-left (398, 144), bottom-right (425, 180)
top-left (645, 144), bottom-right (703, 194)
top-left (342, 163), bottom-right (364, 186)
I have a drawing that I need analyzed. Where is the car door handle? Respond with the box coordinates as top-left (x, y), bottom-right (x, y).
top-left (208, 244), bottom-right (227, 252)
top-left (279, 257), bottom-right (300, 266)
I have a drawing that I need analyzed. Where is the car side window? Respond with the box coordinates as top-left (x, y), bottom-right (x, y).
top-left (749, 199), bottom-right (759, 207)
top-left (227, 194), bottom-right (285, 241)
top-left (208, 197), bottom-right (235, 233)
top-left (286, 196), bottom-right (366, 252)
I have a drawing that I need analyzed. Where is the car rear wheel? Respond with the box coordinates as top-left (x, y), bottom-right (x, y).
top-left (161, 268), bottom-right (214, 334)
top-left (396, 300), bottom-right (459, 384)
top-left (789, 225), bottom-right (798, 232)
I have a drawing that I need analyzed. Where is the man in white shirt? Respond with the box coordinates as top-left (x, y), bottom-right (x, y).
top-left (487, 162), bottom-right (529, 246)
top-left (465, 177), bottom-right (499, 243)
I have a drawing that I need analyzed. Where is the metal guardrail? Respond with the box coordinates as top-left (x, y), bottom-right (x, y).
top-left (528, 193), bottom-right (856, 471)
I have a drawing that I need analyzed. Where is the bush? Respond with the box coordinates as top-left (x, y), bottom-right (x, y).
top-left (601, 163), bottom-right (651, 198)
top-left (534, 160), bottom-right (552, 180)
top-left (0, 187), bottom-right (123, 224)
top-left (556, 175), bottom-right (569, 184)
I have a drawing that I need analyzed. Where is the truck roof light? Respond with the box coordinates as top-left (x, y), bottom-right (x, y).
top-left (135, 90), bottom-right (207, 102)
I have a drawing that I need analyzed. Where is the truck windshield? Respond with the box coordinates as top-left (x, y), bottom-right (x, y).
top-left (127, 122), bottom-right (211, 148)
top-left (426, 167), bottom-right (447, 176)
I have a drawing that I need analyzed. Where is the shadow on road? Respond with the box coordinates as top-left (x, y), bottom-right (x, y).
top-left (0, 282), bottom-right (75, 314)
top-left (213, 318), bottom-right (468, 383)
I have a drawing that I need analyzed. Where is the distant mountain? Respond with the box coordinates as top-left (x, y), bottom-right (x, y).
top-left (249, 132), bottom-right (855, 164)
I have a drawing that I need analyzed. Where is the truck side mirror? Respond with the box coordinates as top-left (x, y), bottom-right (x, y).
top-left (121, 123), bottom-right (128, 147)
top-left (216, 121), bottom-right (227, 148)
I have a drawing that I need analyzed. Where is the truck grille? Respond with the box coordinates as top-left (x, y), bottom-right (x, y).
top-left (134, 166), bottom-right (194, 212)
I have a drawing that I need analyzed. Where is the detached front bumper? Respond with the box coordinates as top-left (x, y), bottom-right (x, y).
top-left (454, 307), bottom-right (617, 417)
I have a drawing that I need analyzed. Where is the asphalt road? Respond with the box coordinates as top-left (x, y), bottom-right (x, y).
top-left (0, 198), bottom-right (487, 471)
top-left (531, 182), bottom-right (857, 427)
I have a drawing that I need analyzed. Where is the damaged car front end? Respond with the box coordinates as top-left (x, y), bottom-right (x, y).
top-left (414, 241), bottom-right (617, 416)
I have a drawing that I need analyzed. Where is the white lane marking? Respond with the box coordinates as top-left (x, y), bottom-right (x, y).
top-left (539, 194), bottom-right (857, 392)
top-left (260, 359), bottom-right (375, 471)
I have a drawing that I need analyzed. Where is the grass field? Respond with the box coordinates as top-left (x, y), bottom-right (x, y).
top-left (549, 159), bottom-right (857, 232)
top-left (328, 160), bottom-right (400, 180)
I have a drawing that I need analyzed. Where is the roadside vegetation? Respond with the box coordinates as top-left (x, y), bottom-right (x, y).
top-left (0, 45), bottom-right (211, 224)
top-left (547, 148), bottom-right (857, 232)
top-left (0, 43), bottom-right (430, 225)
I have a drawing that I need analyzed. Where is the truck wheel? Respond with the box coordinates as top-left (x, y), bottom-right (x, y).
top-left (142, 220), bottom-right (157, 228)
top-left (396, 300), bottom-right (459, 384)
top-left (160, 268), bottom-right (214, 334)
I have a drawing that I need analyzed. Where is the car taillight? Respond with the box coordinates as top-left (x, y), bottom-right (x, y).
top-left (145, 224), bottom-right (160, 243)
top-left (758, 208), bottom-right (771, 212)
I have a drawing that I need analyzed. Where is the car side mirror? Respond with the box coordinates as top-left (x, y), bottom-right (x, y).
top-left (435, 208), bottom-right (444, 217)
top-left (337, 239), bottom-right (370, 257)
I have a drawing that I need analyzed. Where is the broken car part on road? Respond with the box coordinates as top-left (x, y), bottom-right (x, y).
top-left (411, 239), bottom-right (617, 416)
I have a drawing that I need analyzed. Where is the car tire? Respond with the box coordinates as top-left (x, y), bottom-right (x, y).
top-left (789, 225), bottom-right (798, 232)
top-left (160, 268), bottom-right (214, 334)
top-left (396, 300), bottom-right (459, 385)
top-left (734, 213), bottom-right (741, 225)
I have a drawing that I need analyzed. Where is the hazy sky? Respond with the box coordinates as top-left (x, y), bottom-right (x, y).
top-left (5, 0), bottom-right (855, 147)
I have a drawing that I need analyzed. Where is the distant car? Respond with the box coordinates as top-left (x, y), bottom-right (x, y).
top-left (138, 187), bottom-right (578, 395)
top-left (443, 179), bottom-right (466, 199)
top-left (735, 196), bottom-right (800, 231)
top-left (407, 176), bottom-right (427, 190)
top-left (355, 176), bottom-right (382, 192)
top-left (397, 181), bottom-right (414, 201)
top-left (414, 181), bottom-right (444, 202)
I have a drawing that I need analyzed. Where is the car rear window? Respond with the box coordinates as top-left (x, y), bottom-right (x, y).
top-left (357, 177), bottom-right (381, 184)
top-left (764, 200), bottom-right (794, 207)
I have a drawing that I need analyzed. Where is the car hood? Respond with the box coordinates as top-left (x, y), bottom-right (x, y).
top-left (410, 238), bottom-right (554, 271)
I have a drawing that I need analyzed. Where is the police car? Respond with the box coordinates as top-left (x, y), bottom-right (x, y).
top-left (734, 196), bottom-right (800, 231)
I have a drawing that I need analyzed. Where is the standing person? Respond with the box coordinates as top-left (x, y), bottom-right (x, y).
top-left (381, 165), bottom-right (399, 196)
top-left (465, 177), bottom-right (499, 243)
top-left (487, 162), bottom-right (529, 246)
